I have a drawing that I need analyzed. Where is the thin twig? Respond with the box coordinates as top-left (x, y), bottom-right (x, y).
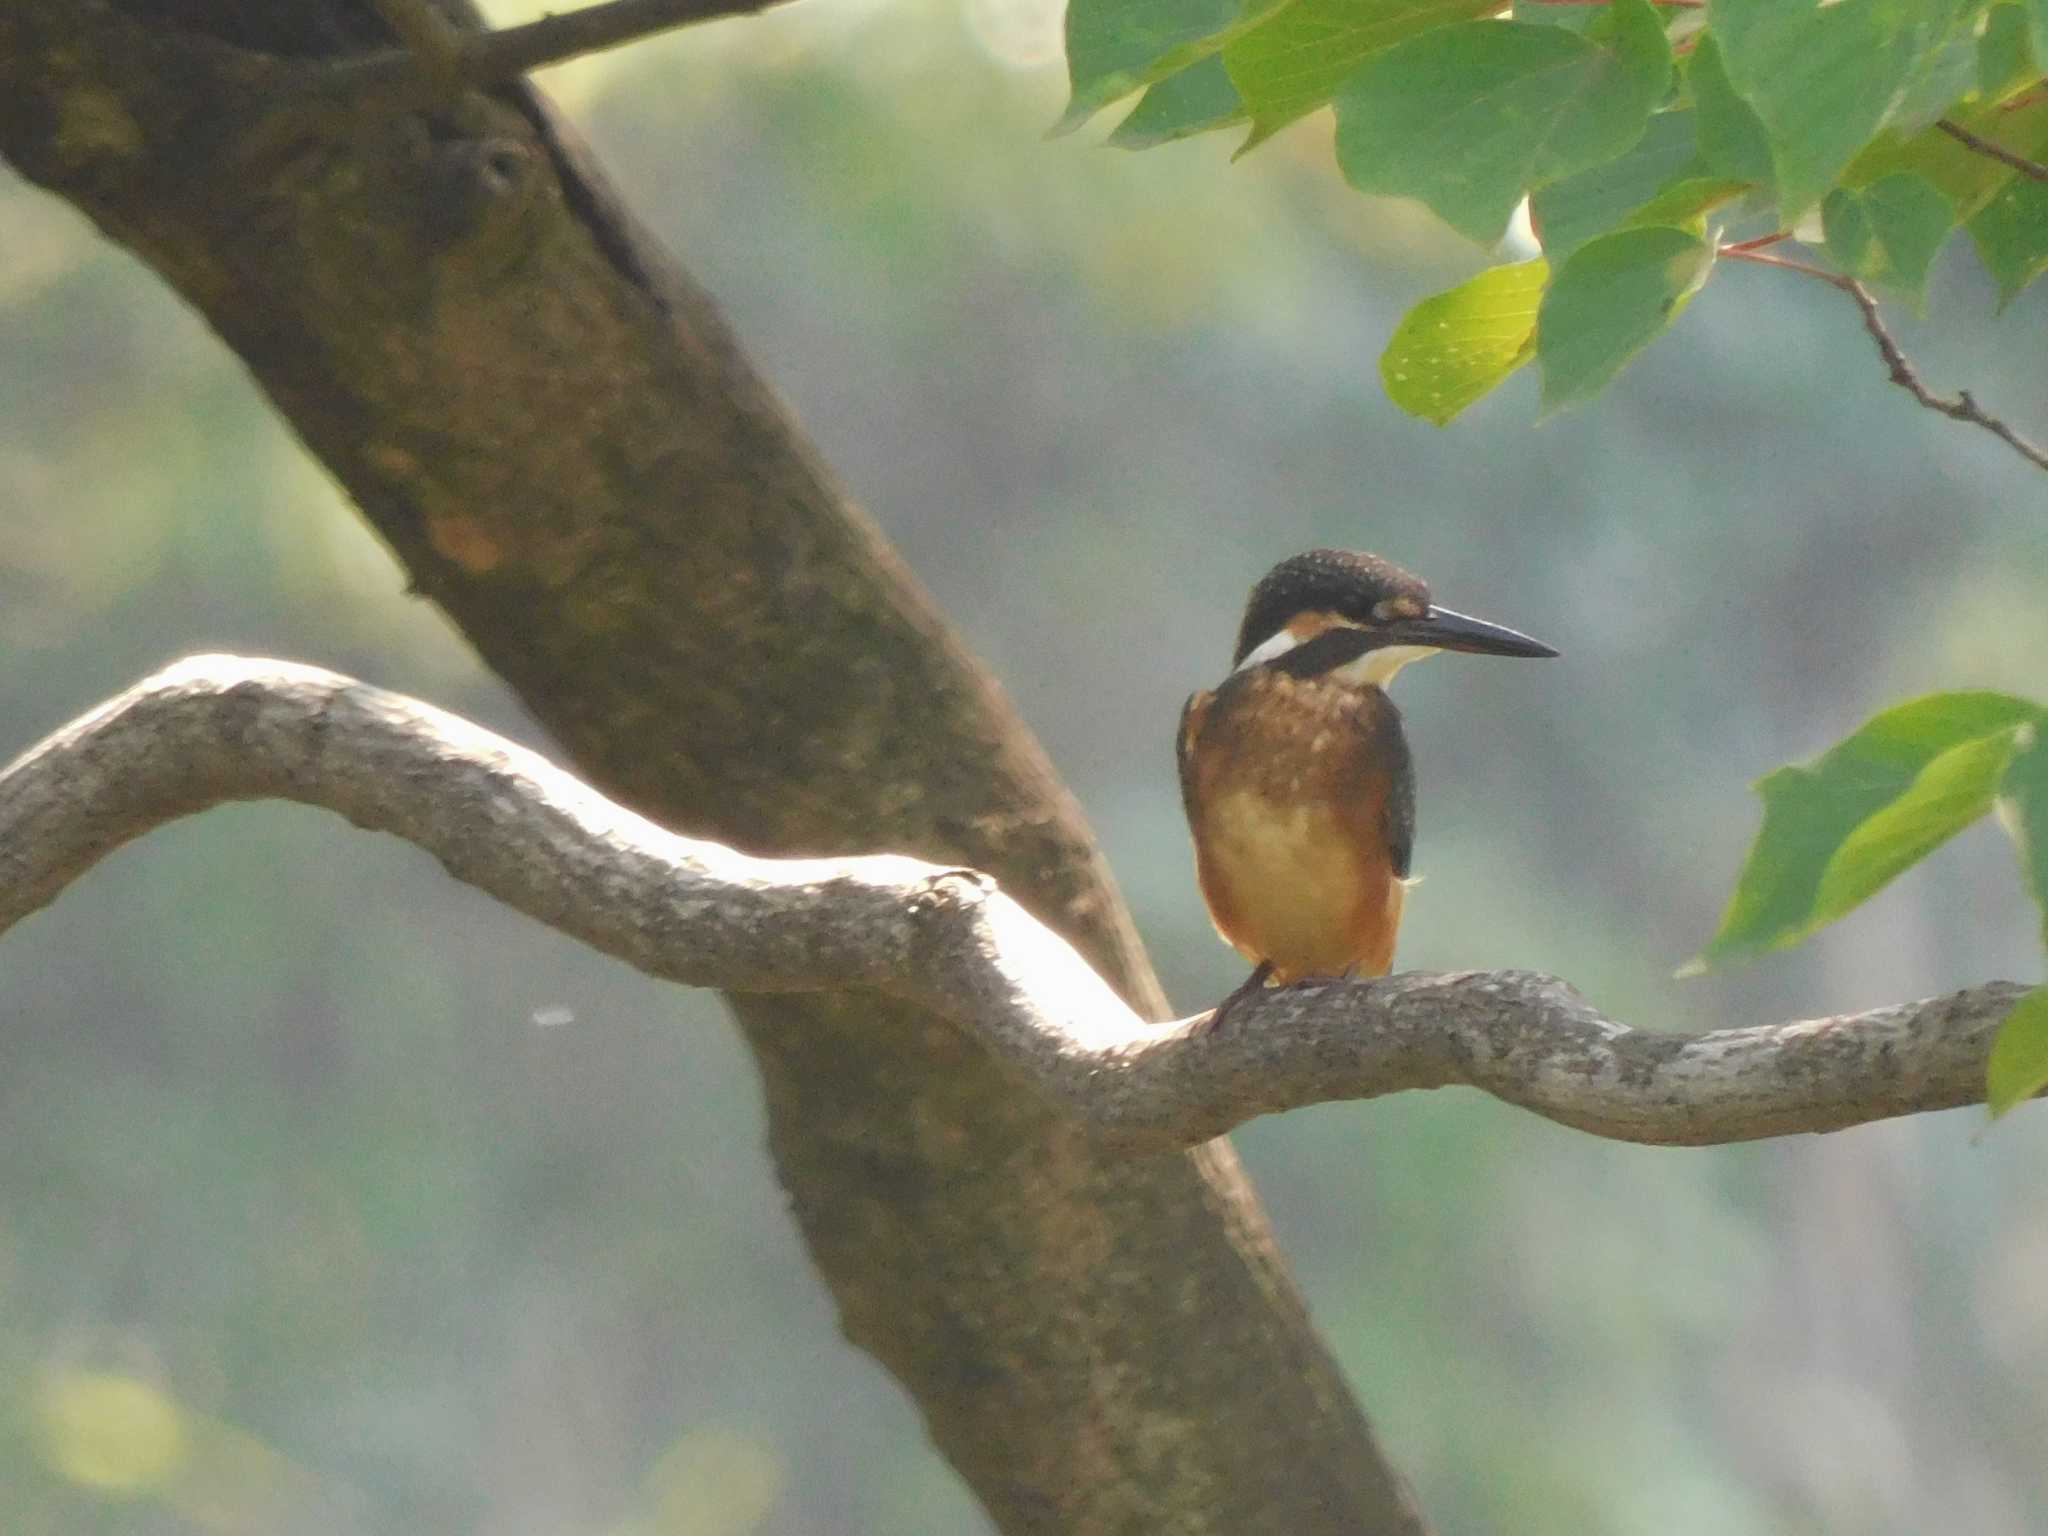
top-left (1720, 231), bottom-right (1789, 255)
top-left (1721, 246), bottom-right (2048, 474)
top-left (330, 0), bottom-right (790, 109)
top-left (1937, 118), bottom-right (2048, 182)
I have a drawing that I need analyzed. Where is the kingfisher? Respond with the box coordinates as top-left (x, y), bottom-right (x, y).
top-left (1178, 549), bottom-right (1557, 1024)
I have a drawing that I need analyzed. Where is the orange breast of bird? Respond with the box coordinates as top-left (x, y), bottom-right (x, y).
top-left (1178, 669), bottom-right (1411, 984)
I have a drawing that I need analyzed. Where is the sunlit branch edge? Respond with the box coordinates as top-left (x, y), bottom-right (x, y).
top-left (0, 655), bottom-right (2029, 1152)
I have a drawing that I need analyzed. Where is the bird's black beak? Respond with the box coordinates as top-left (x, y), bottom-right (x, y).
top-left (1384, 606), bottom-right (1559, 658)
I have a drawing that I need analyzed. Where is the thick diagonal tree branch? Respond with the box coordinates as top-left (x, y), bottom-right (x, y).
top-left (6, 656), bottom-right (2027, 1154)
top-left (339, 0), bottom-right (794, 110)
top-left (0, 6), bottom-right (1427, 1528)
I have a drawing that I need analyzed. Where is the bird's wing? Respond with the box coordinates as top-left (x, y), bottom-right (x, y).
top-left (1176, 690), bottom-right (1213, 826)
top-left (1379, 718), bottom-right (1416, 880)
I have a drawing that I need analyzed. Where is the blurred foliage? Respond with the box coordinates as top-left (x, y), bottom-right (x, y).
top-left (0, 0), bottom-right (2045, 1531)
top-left (1687, 690), bottom-right (2048, 1113)
top-left (1990, 986), bottom-right (2048, 1117)
top-left (1698, 692), bottom-right (2042, 967)
top-left (35, 1371), bottom-right (187, 1493)
top-left (1064, 0), bottom-right (2048, 425)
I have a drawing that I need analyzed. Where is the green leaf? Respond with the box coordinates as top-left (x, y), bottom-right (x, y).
top-left (1711, 0), bottom-right (1974, 218)
top-left (1511, 0), bottom-right (1598, 31)
top-left (1811, 729), bottom-right (2024, 920)
top-left (1956, 720), bottom-right (2046, 1120)
top-left (1223, 0), bottom-right (1502, 150)
top-left (1381, 258), bottom-right (1549, 424)
top-left (2000, 719), bottom-right (2048, 945)
top-left (1536, 225), bottom-right (1711, 413)
top-left (1978, 3), bottom-right (2040, 101)
top-left (1821, 171), bottom-right (1956, 305)
top-left (2031, 0), bottom-right (2048, 65)
top-left (1687, 34), bottom-right (1776, 193)
top-left (1331, 0), bottom-right (1672, 244)
top-left (1889, 28), bottom-right (1983, 137)
top-left (1627, 175), bottom-right (1752, 230)
top-left (1530, 109), bottom-right (1704, 264)
top-left (1693, 691), bottom-right (2043, 968)
top-left (1968, 172), bottom-right (2048, 303)
top-left (1987, 986), bottom-right (2048, 1119)
top-left (1110, 55), bottom-right (1249, 146)
top-left (1063, 0), bottom-right (1281, 130)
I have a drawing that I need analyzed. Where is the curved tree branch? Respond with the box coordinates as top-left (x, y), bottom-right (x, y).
top-left (6, 656), bottom-right (2027, 1154)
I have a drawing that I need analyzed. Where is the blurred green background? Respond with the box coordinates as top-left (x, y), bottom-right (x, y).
top-left (3, 1), bottom-right (2047, 1530)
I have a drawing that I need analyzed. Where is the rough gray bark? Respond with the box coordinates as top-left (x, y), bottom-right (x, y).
top-left (0, 3), bottom-right (1426, 1531)
top-left (3, 656), bottom-right (2025, 1153)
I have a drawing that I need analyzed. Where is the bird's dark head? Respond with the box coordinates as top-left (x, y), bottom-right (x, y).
top-left (1231, 548), bottom-right (1558, 684)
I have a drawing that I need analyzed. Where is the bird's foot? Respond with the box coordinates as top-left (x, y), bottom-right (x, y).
top-left (1195, 961), bottom-right (1275, 1035)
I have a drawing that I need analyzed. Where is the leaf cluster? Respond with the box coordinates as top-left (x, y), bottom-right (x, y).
top-left (1690, 693), bottom-right (2048, 1118)
top-left (1066, 0), bottom-right (2048, 420)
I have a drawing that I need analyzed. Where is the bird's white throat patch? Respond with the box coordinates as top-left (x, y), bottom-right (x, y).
top-left (1233, 627), bottom-right (1439, 687)
top-left (1337, 644), bottom-right (1439, 687)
